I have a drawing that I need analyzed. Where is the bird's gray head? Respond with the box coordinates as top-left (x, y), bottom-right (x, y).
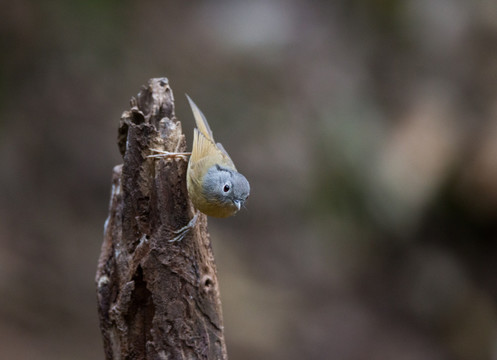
top-left (202, 164), bottom-right (250, 215)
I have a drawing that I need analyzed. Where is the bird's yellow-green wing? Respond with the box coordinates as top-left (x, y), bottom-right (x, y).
top-left (215, 142), bottom-right (235, 168)
top-left (189, 129), bottom-right (235, 177)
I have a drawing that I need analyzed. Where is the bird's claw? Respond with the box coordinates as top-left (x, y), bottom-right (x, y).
top-left (169, 213), bottom-right (199, 242)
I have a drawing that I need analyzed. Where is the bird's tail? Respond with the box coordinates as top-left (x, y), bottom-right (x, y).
top-left (186, 94), bottom-right (214, 142)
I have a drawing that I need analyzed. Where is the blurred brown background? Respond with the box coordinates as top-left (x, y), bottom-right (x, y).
top-left (2, 1), bottom-right (497, 359)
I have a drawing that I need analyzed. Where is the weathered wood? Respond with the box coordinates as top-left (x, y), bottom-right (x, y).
top-left (96, 78), bottom-right (227, 360)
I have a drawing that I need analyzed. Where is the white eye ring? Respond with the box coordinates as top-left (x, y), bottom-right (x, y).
top-left (223, 183), bottom-right (231, 192)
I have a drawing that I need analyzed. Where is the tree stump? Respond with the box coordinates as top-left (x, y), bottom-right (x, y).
top-left (96, 78), bottom-right (228, 360)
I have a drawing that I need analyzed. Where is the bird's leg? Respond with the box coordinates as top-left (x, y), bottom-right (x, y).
top-left (148, 148), bottom-right (191, 160)
top-left (169, 212), bottom-right (199, 242)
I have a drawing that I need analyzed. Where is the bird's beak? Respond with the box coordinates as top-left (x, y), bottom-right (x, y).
top-left (233, 200), bottom-right (242, 211)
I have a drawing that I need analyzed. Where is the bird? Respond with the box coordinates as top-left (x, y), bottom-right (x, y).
top-left (150, 95), bottom-right (250, 239)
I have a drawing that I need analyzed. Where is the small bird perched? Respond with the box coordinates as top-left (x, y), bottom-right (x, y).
top-left (185, 95), bottom-right (250, 217)
top-left (151, 95), bottom-right (250, 220)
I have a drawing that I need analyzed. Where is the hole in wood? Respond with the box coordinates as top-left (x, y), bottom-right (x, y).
top-left (201, 275), bottom-right (215, 293)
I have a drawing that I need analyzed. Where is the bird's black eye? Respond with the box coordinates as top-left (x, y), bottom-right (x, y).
top-left (223, 184), bottom-right (230, 192)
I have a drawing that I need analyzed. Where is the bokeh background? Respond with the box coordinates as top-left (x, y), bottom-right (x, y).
top-left (2, 1), bottom-right (497, 359)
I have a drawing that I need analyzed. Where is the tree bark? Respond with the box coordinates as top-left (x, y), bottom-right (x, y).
top-left (96, 78), bottom-right (228, 360)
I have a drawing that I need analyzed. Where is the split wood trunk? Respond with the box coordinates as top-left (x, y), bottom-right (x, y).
top-left (96, 78), bottom-right (228, 360)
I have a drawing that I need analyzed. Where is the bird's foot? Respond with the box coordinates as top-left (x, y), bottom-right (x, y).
top-left (169, 213), bottom-right (199, 242)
